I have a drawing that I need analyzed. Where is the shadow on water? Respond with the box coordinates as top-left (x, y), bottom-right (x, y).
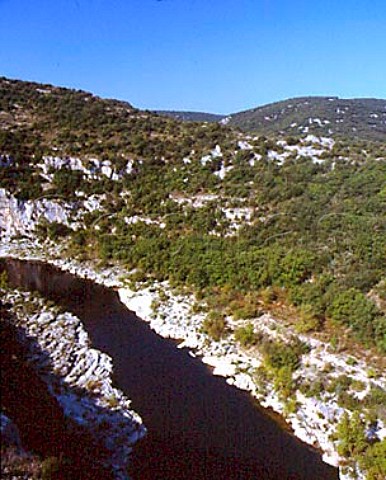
top-left (2, 258), bottom-right (339, 480)
top-left (1, 303), bottom-right (115, 479)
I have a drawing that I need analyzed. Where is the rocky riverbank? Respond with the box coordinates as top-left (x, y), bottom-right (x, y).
top-left (117, 282), bottom-right (386, 478)
top-left (1, 286), bottom-right (146, 480)
top-left (1, 238), bottom-right (385, 480)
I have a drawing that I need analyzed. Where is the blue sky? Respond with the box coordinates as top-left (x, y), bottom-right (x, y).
top-left (1, 0), bottom-right (385, 113)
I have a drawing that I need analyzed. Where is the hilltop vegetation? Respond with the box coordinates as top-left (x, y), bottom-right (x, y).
top-left (155, 110), bottom-right (224, 123)
top-left (156, 96), bottom-right (386, 143)
top-left (0, 76), bottom-right (234, 161)
top-left (226, 96), bottom-right (386, 142)
top-left (1, 77), bottom-right (385, 355)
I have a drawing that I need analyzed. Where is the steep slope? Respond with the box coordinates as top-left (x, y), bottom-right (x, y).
top-left (1, 76), bottom-right (386, 480)
top-left (0, 76), bottom-right (233, 161)
top-left (1, 77), bottom-right (385, 353)
top-left (226, 97), bottom-right (386, 141)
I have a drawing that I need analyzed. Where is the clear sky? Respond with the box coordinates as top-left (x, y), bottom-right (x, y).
top-left (1, 0), bottom-right (385, 114)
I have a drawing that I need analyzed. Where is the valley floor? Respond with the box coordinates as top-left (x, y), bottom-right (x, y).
top-left (1, 238), bottom-right (385, 480)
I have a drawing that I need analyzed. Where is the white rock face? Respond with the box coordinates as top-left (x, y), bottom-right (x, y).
top-left (220, 116), bottom-right (231, 125)
top-left (0, 189), bottom-right (106, 238)
top-left (237, 140), bottom-right (253, 150)
top-left (38, 156), bottom-right (133, 181)
top-left (266, 135), bottom-right (335, 165)
top-left (169, 193), bottom-right (219, 208)
top-left (2, 290), bottom-right (146, 480)
top-left (213, 163), bottom-right (234, 180)
top-left (0, 188), bottom-right (71, 237)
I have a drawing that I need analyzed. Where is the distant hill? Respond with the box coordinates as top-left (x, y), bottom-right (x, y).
top-left (155, 110), bottom-right (225, 123)
top-left (156, 97), bottom-right (386, 142)
top-left (226, 96), bottom-right (386, 141)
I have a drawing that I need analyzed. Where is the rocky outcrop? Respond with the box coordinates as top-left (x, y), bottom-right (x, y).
top-left (0, 188), bottom-right (105, 238)
top-left (0, 188), bottom-right (71, 237)
top-left (1, 289), bottom-right (146, 479)
top-left (37, 155), bottom-right (134, 181)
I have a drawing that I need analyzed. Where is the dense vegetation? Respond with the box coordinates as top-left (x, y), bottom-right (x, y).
top-left (1, 77), bottom-right (385, 355)
top-left (0, 76), bottom-right (234, 160)
top-left (333, 412), bottom-right (386, 479)
top-left (79, 154), bottom-right (386, 352)
top-left (154, 97), bottom-right (386, 142)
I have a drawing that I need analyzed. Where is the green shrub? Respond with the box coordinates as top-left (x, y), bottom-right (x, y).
top-left (201, 311), bottom-right (228, 341)
top-left (333, 411), bottom-right (367, 458)
top-left (295, 304), bottom-right (322, 333)
top-left (334, 415), bottom-right (386, 479)
top-left (47, 222), bottom-right (72, 240)
top-left (327, 374), bottom-right (352, 395)
top-left (52, 168), bottom-right (84, 197)
top-left (351, 379), bottom-right (366, 392)
top-left (338, 391), bottom-right (361, 410)
top-left (273, 365), bottom-right (295, 400)
top-left (259, 286), bottom-right (277, 305)
top-left (284, 397), bottom-right (299, 416)
top-left (363, 386), bottom-right (386, 408)
top-left (374, 315), bottom-right (386, 353)
top-left (231, 303), bottom-right (261, 320)
top-left (234, 323), bottom-right (260, 347)
top-left (346, 356), bottom-right (357, 366)
top-left (0, 270), bottom-right (9, 289)
top-left (278, 249), bottom-right (316, 287)
top-left (261, 339), bottom-right (302, 373)
top-left (328, 288), bottom-right (378, 343)
top-left (375, 280), bottom-right (386, 301)
top-left (253, 366), bottom-right (269, 394)
top-left (358, 439), bottom-right (386, 480)
top-left (363, 386), bottom-right (386, 423)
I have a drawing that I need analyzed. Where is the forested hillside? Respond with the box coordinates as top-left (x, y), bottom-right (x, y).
top-left (1, 77), bottom-right (386, 479)
top-left (1, 77), bottom-right (385, 353)
top-left (0, 77), bottom-right (234, 161)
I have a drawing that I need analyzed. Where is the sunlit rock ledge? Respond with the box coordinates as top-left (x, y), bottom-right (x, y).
top-left (1, 288), bottom-right (146, 480)
top-left (1, 239), bottom-right (385, 480)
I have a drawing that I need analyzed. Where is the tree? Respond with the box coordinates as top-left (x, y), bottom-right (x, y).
top-left (234, 323), bottom-right (258, 347)
top-left (334, 412), bottom-right (367, 459)
top-left (358, 439), bottom-right (386, 480)
top-left (328, 288), bottom-right (378, 343)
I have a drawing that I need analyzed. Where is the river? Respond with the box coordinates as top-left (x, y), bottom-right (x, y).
top-left (2, 258), bottom-right (338, 480)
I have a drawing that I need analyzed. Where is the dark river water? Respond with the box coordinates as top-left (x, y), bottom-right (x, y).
top-left (2, 258), bottom-right (338, 480)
